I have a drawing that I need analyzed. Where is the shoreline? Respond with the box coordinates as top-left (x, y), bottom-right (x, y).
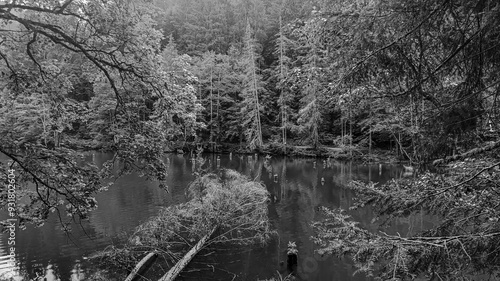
top-left (63, 138), bottom-right (403, 164)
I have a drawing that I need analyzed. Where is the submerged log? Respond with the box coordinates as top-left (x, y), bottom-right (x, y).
top-left (158, 226), bottom-right (218, 281)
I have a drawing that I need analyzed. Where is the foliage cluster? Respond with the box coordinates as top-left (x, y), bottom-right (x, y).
top-left (154, 0), bottom-right (500, 160)
top-left (1, 4), bottom-right (500, 280)
top-left (0, 0), bottom-right (202, 226)
top-left (89, 169), bottom-right (274, 279)
top-left (313, 157), bottom-right (500, 280)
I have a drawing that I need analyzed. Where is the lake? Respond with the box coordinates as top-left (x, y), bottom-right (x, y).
top-left (0, 153), bottom-right (432, 281)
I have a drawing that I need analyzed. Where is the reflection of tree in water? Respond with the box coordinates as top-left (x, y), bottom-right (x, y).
top-left (280, 160), bottom-right (287, 201)
top-left (267, 158), bottom-right (325, 278)
top-left (263, 157), bottom-right (273, 177)
top-left (89, 167), bottom-right (178, 239)
top-left (330, 162), bottom-right (437, 238)
top-left (244, 154), bottom-right (263, 182)
top-left (269, 158), bottom-right (369, 280)
top-left (9, 153), bottom-right (411, 281)
top-left (176, 156), bottom-right (395, 280)
top-left (336, 161), bottom-right (353, 186)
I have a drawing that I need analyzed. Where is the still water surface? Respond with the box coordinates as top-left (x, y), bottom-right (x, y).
top-left (0, 153), bottom-right (432, 281)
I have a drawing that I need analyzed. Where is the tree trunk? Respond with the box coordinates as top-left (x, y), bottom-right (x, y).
top-left (369, 103), bottom-right (372, 162)
top-left (158, 226), bottom-right (218, 281)
top-left (210, 66), bottom-right (213, 145)
top-left (125, 252), bottom-right (158, 281)
top-left (279, 13), bottom-right (286, 147)
top-left (393, 133), bottom-right (412, 161)
top-left (251, 49), bottom-right (263, 147)
top-left (349, 87), bottom-right (352, 157)
top-left (217, 71), bottom-right (221, 146)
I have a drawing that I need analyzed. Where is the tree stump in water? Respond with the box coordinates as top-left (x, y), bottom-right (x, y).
top-left (287, 241), bottom-right (298, 274)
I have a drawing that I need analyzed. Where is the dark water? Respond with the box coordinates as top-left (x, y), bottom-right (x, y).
top-left (0, 153), bottom-right (433, 281)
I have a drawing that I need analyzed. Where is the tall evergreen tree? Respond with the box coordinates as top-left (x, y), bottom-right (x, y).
top-left (295, 8), bottom-right (327, 148)
top-left (240, 21), bottom-right (265, 149)
top-left (274, 5), bottom-right (296, 146)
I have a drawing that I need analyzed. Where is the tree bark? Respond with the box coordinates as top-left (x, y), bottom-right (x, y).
top-left (158, 226), bottom-right (218, 281)
top-left (124, 251), bottom-right (158, 281)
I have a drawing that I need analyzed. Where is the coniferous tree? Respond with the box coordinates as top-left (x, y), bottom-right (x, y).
top-left (274, 7), bottom-right (296, 147)
top-left (192, 51), bottom-right (217, 145)
top-left (240, 21), bottom-right (265, 149)
top-left (295, 9), bottom-right (327, 148)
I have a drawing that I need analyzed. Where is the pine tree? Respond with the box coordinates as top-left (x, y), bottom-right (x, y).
top-left (240, 21), bottom-right (264, 149)
top-left (272, 4), bottom-right (302, 148)
top-left (277, 10), bottom-right (290, 147)
top-left (296, 10), bottom-right (326, 149)
top-left (193, 51), bottom-right (216, 146)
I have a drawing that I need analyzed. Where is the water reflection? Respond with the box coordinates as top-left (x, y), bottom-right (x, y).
top-left (0, 153), bottom-right (431, 280)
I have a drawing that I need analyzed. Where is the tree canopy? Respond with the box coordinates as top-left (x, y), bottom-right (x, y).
top-left (1, 0), bottom-right (500, 278)
top-left (0, 0), bottom-right (201, 226)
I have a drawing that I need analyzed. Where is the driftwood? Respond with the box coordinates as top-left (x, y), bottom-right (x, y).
top-left (158, 226), bottom-right (218, 281)
top-left (433, 140), bottom-right (500, 166)
top-left (124, 251), bottom-right (158, 281)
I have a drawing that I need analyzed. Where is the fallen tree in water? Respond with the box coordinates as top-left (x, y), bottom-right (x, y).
top-left (158, 226), bottom-right (218, 281)
top-left (313, 157), bottom-right (500, 280)
top-left (89, 169), bottom-right (274, 280)
top-left (124, 252), bottom-right (158, 281)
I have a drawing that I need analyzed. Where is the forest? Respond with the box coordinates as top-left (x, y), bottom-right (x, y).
top-left (1, 0), bottom-right (500, 280)
top-left (2, 0), bottom-right (499, 158)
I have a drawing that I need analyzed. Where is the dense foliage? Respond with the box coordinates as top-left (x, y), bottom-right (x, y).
top-left (313, 157), bottom-right (500, 280)
top-left (151, 0), bottom-right (500, 158)
top-left (1, 0), bottom-right (500, 279)
top-left (3, 0), bottom-right (499, 155)
top-left (89, 169), bottom-right (273, 280)
top-left (0, 0), bottom-right (201, 227)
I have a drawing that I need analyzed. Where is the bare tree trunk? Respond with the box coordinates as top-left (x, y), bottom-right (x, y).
top-left (217, 71), bottom-right (221, 146)
top-left (210, 66), bottom-right (213, 145)
top-left (41, 97), bottom-right (48, 146)
top-left (158, 226), bottom-right (218, 281)
top-left (369, 102), bottom-right (372, 162)
top-left (341, 114), bottom-right (344, 146)
top-left (125, 252), bottom-right (158, 281)
top-left (54, 131), bottom-right (59, 148)
top-left (393, 133), bottom-right (412, 161)
top-left (349, 87), bottom-right (353, 157)
top-left (251, 49), bottom-right (263, 147)
top-left (279, 12), bottom-right (286, 148)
